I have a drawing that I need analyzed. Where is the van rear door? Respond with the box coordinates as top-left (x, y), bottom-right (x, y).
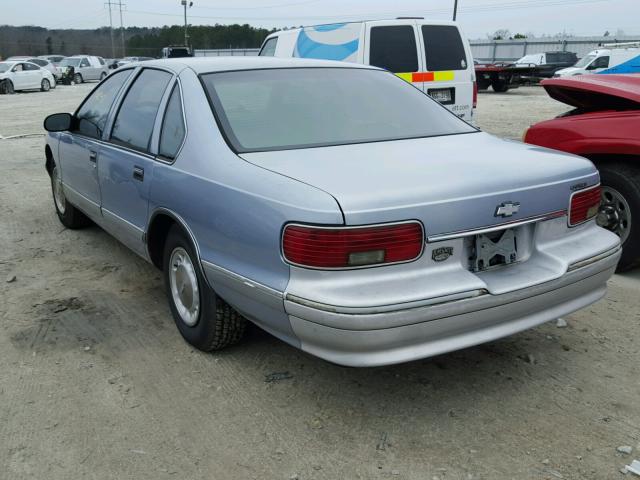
top-left (364, 20), bottom-right (423, 86)
top-left (418, 23), bottom-right (473, 121)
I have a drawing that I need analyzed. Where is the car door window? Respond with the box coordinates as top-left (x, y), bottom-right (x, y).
top-left (111, 69), bottom-right (172, 153)
top-left (369, 26), bottom-right (419, 73)
top-left (13, 64), bottom-right (24, 72)
top-left (421, 25), bottom-right (467, 71)
top-left (259, 38), bottom-right (278, 57)
top-left (80, 58), bottom-right (90, 67)
top-left (74, 69), bottom-right (133, 139)
top-left (590, 56), bottom-right (610, 69)
top-left (23, 63), bottom-right (39, 71)
top-left (159, 84), bottom-right (186, 160)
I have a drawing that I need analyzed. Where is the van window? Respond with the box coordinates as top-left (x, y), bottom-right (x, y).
top-left (589, 56), bottom-right (610, 69)
top-left (421, 25), bottom-right (467, 71)
top-left (369, 26), bottom-right (418, 73)
top-left (260, 37), bottom-right (278, 57)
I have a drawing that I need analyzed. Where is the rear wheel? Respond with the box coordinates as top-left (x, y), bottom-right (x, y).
top-left (163, 226), bottom-right (246, 351)
top-left (41, 78), bottom-right (50, 92)
top-left (73, 73), bottom-right (83, 84)
top-left (492, 80), bottom-right (509, 93)
top-left (596, 163), bottom-right (640, 271)
top-left (50, 164), bottom-right (91, 229)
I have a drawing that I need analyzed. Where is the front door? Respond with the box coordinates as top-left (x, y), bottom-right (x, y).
top-left (58, 69), bottom-right (134, 220)
top-left (99, 68), bottom-right (173, 258)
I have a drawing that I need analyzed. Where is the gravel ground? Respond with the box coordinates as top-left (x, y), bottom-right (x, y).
top-left (1, 83), bottom-right (639, 480)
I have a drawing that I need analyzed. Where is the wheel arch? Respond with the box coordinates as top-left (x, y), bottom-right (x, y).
top-left (583, 153), bottom-right (640, 167)
top-left (45, 144), bottom-right (55, 176)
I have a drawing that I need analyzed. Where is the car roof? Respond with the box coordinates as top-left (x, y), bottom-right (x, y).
top-left (125, 56), bottom-right (378, 74)
top-left (266, 18), bottom-right (459, 37)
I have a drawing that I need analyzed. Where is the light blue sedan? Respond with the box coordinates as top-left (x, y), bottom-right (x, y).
top-left (44, 57), bottom-right (620, 366)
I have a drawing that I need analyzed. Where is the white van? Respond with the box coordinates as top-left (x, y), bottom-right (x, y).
top-left (259, 19), bottom-right (476, 121)
top-left (555, 42), bottom-right (640, 77)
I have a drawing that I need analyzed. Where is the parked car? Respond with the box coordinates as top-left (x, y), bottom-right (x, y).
top-left (555, 42), bottom-right (640, 77)
top-left (0, 60), bottom-right (55, 93)
top-left (43, 58), bottom-right (620, 367)
top-left (514, 51), bottom-right (578, 78)
top-left (7, 56), bottom-right (60, 81)
top-left (161, 46), bottom-right (193, 58)
top-left (59, 55), bottom-right (109, 83)
top-left (524, 74), bottom-right (640, 271)
top-left (260, 19), bottom-right (476, 121)
top-left (116, 56), bottom-right (154, 68)
top-left (39, 54), bottom-right (66, 67)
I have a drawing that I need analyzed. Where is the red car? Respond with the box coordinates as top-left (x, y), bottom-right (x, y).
top-left (524, 74), bottom-right (640, 271)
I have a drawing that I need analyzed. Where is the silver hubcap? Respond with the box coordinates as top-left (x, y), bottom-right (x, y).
top-left (169, 247), bottom-right (200, 327)
top-left (52, 167), bottom-right (66, 214)
top-left (597, 186), bottom-right (631, 244)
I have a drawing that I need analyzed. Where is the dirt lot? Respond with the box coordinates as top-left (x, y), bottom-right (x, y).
top-left (1, 84), bottom-right (639, 480)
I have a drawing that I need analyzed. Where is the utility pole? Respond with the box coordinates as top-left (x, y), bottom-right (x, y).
top-left (105, 1), bottom-right (116, 58)
top-left (118, 0), bottom-right (126, 57)
top-left (181, 1), bottom-right (193, 46)
top-left (453, 0), bottom-right (459, 21)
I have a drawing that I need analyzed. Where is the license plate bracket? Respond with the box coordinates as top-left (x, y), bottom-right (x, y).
top-left (427, 87), bottom-right (455, 105)
top-left (470, 229), bottom-right (518, 272)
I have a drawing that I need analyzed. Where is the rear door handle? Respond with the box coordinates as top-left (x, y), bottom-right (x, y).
top-left (133, 166), bottom-right (144, 182)
top-left (89, 150), bottom-right (97, 162)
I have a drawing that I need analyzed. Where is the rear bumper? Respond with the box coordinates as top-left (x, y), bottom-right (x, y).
top-left (286, 246), bottom-right (620, 367)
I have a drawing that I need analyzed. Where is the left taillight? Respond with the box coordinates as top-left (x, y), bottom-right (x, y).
top-left (473, 80), bottom-right (478, 108)
top-left (569, 185), bottom-right (601, 226)
top-left (282, 222), bottom-right (424, 269)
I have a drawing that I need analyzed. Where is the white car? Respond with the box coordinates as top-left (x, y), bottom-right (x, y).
top-left (0, 61), bottom-right (56, 94)
top-left (7, 56), bottom-right (60, 82)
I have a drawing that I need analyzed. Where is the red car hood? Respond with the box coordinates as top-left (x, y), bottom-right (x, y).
top-left (541, 74), bottom-right (640, 110)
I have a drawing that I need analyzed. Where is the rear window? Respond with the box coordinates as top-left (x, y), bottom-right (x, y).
top-left (422, 25), bottom-right (467, 71)
top-left (260, 37), bottom-right (278, 57)
top-left (369, 26), bottom-right (419, 73)
top-left (201, 68), bottom-right (475, 153)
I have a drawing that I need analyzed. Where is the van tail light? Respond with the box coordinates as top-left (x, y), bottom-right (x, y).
top-left (473, 80), bottom-right (478, 108)
top-left (569, 185), bottom-right (601, 226)
top-left (282, 222), bottom-right (424, 269)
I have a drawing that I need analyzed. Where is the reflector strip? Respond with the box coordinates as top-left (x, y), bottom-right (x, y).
top-left (396, 71), bottom-right (455, 83)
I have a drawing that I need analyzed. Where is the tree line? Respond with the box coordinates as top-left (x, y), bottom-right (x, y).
top-left (0, 24), bottom-right (275, 59)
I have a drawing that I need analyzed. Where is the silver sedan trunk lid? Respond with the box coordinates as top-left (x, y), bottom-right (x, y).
top-left (240, 132), bottom-right (598, 236)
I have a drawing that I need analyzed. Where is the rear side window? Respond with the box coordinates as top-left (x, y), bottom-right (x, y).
top-left (369, 26), bottom-right (418, 73)
top-left (421, 25), bottom-right (467, 71)
top-left (111, 69), bottom-right (172, 152)
top-left (260, 37), bottom-right (278, 57)
top-left (75, 69), bottom-right (133, 139)
top-left (159, 84), bottom-right (186, 159)
top-left (23, 63), bottom-right (39, 71)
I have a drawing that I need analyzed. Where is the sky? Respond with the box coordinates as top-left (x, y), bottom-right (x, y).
top-left (2, 0), bottom-right (638, 39)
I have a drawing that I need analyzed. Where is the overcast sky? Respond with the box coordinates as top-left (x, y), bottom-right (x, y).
top-left (3, 0), bottom-right (638, 39)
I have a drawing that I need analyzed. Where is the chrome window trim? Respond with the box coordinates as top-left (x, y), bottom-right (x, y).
top-left (568, 183), bottom-right (601, 228)
top-left (427, 210), bottom-right (567, 243)
top-left (280, 220), bottom-right (425, 271)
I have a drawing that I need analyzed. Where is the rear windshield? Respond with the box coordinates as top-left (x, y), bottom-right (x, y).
top-left (422, 25), bottom-right (468, 71)
top-left (201, 67), bottom-right (476, 153)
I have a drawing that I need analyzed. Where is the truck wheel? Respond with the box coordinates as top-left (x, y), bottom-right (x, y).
top-left (596, 163), bottom-right (640, 271)
top-left (163, 225), bottom-right (246, 351)
top-left (50, 164), bottom-right (91, 229)
top-left (41, 78), bottom-right (51, 92)
top-left (477, 79), bottom-right (491, 91)
top-left (492, 80), bottom-right (509, 93)
top-left (73, 73), bottom-right (83, 84)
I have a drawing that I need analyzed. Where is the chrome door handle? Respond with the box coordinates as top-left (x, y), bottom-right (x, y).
top-left (89, 150), bottom-right (97, 162)
top-left (133, 166), bottom-right (144, 182)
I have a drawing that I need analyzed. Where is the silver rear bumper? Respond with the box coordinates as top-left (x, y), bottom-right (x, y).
top-left (286, 246), bottom-right (620, 367)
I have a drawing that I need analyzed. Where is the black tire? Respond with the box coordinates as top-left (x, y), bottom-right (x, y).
top-left (597, 163), bottom-right (640, 272)
top-left (73, 73), bottom-right (83, 84)
top-left (50, 164), bottom-right (91, 229)
top-left (163, 225), bottom-right (246, 351)
top-left (477, 79), bottom-right (491, 91)
top-left (492, 80), bottom-right (509, 93)
top-left (1, 80), bottom-right (15, 94)
top-left (41, 78), bottom-right (50, 92)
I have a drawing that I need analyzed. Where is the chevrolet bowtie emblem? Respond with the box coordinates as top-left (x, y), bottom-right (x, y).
top-left (495, 202), bottom-right (520, 218)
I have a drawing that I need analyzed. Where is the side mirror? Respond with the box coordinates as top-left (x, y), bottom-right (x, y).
top-left (44, 113), bottom-right (73, 132)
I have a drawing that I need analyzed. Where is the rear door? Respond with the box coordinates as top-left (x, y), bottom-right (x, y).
top-left (418, 23), bottom-right (473, 121)
top-left (99, 68), bottom-right (173, 257)
top-left (364, 20), bottom-right (422, 84)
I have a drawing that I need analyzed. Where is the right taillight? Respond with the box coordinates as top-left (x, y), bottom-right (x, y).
top-left (473, 80), bottom-right (478, 108)
top-left (569, 185), bottom-right (601, 226)
top-left (282, 222), bottom-right (424, 269)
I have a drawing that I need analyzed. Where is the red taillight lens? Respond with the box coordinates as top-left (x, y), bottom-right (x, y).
top-left (569, 185), bottom-right (601, 226)
top-left (282, 222), bottom-right (423, 269)
top-left (473, 80), bottom-right (478, 108)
